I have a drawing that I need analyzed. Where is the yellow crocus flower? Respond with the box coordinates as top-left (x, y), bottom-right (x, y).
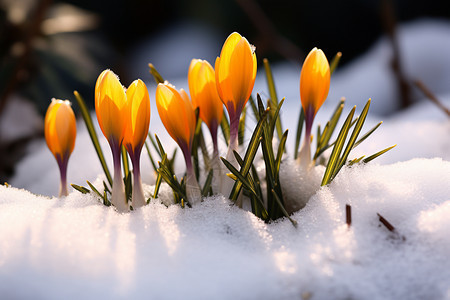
top-left (44, 99), bottom-right (76, 197)
top-left (188, 58), bottom-right (223, 154)
top-left (298, 48), bottom-right (330, 166)
top-left (215, 32), bottom-right (257, 151)
top-left (155, 82), bottom-right (200, 205)
top-left (95, 69), bottom-right (128, 212)
top-left (123, 79), bottom-right (151, 209)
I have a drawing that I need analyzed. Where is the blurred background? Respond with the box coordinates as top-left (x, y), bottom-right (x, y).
top-left (1, 0), bottom-right (449, 183)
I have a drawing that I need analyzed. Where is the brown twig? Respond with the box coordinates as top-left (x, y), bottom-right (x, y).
top-left (380, 0), bottom-right (411, 109)
top-left (234, 0), bottom-right (304, 62)
top-left (413, 80), bottom-right (450, 117)
top-left (377, 213), bottom-right (395, 232)
top-left (346, 204), bottom-right (352, 227)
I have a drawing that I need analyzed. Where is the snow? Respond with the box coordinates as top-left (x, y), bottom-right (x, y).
top-left (3, 19), bottom-right (450, 299)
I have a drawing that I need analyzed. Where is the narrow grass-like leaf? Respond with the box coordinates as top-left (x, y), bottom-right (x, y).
top-left (220, 111), bottom-right (230, 146)
top-left (335, 99), bottom-right (371, 174)
top-left (249, 95), bottom-right (259, 122)
top-left (144, 141), bottom-right (158, 172)
top-left (269, 98), bottom-right (285, 141)
top-left (321, 106), bottom-right (355, 186)
top-left (73, 91), bottom-right (112, 186)
top-left (121, 145), bottom-right (130, 179)
top-left (191, 108), bottom-right (202, 180)
top-left (103, 181), bottom-right (111, 194)
top-left (71, 184), bottom-right (90, 194)
top-left (271, 189), bottom-right (298, 227)
top-left (353, 121), bottom-right (383, 149)
top-left (348, 155), bottom-right (365, 166)
top-left (294, 108), bottom-right (305, 159)
top-left (154, 134), bottom-right (166, 157)
top-left (329, 52), bottom-right (342, 75)
top-left (274, 130), bottom-right (288, 182)
top-left (148, 132), bottom-right (162, 158)
top-left (363, 145), bottom-right (396, 163)
top-left (238, 106), bottom-right (247, 145)
top-left (103, 189), bottom-right (111, 206)
top-left (199, 131), bottom-right (211, 170)
top-left (228, 110), bottom-right (268, 201)
top-left (263, 58), bottom-right (283, 139)
top-left (124, 172), bottom-right (132, 201)
top-left (148, 63), bottom-right (165, 84)
top-left (202, 170), bottom-right (214, 197)
top-left (314, 100), bottom-right (345, 159)
top-left (221, 157), bottom-right (259, 198)
top-left (87, 180), bottom-right (103, 199)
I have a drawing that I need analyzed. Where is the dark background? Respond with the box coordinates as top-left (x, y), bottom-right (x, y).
top-left (0, 0), bottom-right (449, 180)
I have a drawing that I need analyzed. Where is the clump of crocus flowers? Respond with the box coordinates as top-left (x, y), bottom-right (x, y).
top-left (95, 70), bottom-right (150, 211)
top-left (44, 99), bottom-right (77, 197)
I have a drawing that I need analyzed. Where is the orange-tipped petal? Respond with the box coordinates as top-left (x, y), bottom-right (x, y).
top-left (188, 59), bottom-right (223, 133)
top-left (124, 79), bottom-right (151, 154)
top-left (300, 48), bottom-right (330, 118)
top-left (44, 99), bottom-right (77, 160)
top-left (95, 69), bottom-right (128, 146)
top-left (155, 82), bottom-right (196, 151)
top-left (215, 32), bottom-right (257, 116)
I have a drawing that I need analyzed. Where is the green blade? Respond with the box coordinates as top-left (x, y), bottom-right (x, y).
top-left (321, 106), bottom-right (355, 186)
top-left (294, 108), bottom-right (305, 160)
top-left (73, 91), bottom-right (112, 187)
top-left (363, 145), bottom-right (396, 163)
top-left (148, 63), bottom-right (165, 84)
top-left (202, 169), bottom-right (214, 197)
top-left (271, 189), bottom-right (297, 227)
top-left (263, 58), bottom-right (283, 139)
top-left (274, 130), bottom-right (288, 183)
top-left (353, 121), bottom-right (383, 149)
top-left (238, 106), bottom-right (247, 146)
top-left (71, 184), bottom-right (90, 194)
top-left (220, 110), bottom-right (230, 146)
top-left (329, 52), bottom-right (342, 75)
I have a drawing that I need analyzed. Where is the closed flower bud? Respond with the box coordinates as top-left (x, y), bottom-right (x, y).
top-left (95, 69), bottom-right (128, 212)
top-left (123, 79), bottom-right (151, 209)
top-left (215, 32), bottom-right (257, 151)
top-left (44, 99), bottom-right (76, 197)
top-left (156, 82), bottom-right (201, 205)
top-left (298, 48), bottom-right (330, 167)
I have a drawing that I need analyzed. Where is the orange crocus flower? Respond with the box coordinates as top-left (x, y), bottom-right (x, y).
top-left (299, 48), bottom-right (330, 166)
top-left (155, 82), bottom-right (201, 205)
top-left (188, 59), bottom-right (223, 154)
top-left (44, 99), bottom-right (76, 197)
top-left (215, 32), bottom-right (257, 151)
top-left (95, 69), bottom-right (129, 211)
top-left (123, 79), bottom-right (151, 209)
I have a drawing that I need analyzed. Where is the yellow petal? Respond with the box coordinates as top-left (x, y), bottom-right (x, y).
top-left (155, 83), bottom-right (196, 150)
top-left (300, 48), bottom-right (330, 117)
top-left (44, 99), bottom-right (77, 159)
top-left (215, 32), bottom-right (257, 116)
top-left (95, 70), bottom-right (128, 145)
top-left (124, 79), bottom-right (151, 154)
top-left (188, 59), bottom-right (223, 132)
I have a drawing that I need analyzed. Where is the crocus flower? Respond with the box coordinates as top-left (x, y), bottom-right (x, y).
top-left (189, 59), bottom-right (224, 193)
top-left (44, 99), bottom-right (76, 197)
top-left (95, 69), bottom-right (128, 212)
top-left (123, 79), bottom-right (151, 209)
top-left (215, 32), bottom-right (257, 155)
top-left (298, 48), bottom-right (330, 166)
top-left (155, 82), bottom-right (201, 205)
top-left (188, 59), bottom-right (223, 155)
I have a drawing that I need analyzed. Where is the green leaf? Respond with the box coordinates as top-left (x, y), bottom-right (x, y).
top-left (353, 121), bottom-right (383, 149)
top-left (314, 99), bottom-right (345, 159)
top-left (202, 169), bottom-right (214, 197)
top-left (274, 130), bottom-right (288, 182)
top-left (73, 91), bottom-right (112, 187)
top-left (321, 106), bottom-right (356, 186)
top-left (121, 145), bottom-right (130, 180)
top-left (248, 95), bottom-right (259, 122)
top-left (263, 58), bottom-right (283, 139)
top-left (335, 99), bottom-right (371, 174)
top-left (87, 180), bottom-right (104, 200)
top-left (71, 184), bottom-right (90, 194)
top-left (144, 141), bottom-right (158, 172)
top-left (228, 109), bottom-right (268, 201)
top-left (363, 145), bottom-right (396, 163)
top-left (148, 132), bottom-right (162, 158)
top-left (269, 98), bottom-right (285, 141)
top-left (329, 52), bottom-right (342, 75)
top-left (148, 63), bottom-right (165, 84)
top-left (294, 108), bottom-right (305, 160)
top-left (238, 106), bottom-right (247, 146)
top-left (271, 189), bottom-right (298, 227)
top-left (220, 110), bottom-right (230, 146)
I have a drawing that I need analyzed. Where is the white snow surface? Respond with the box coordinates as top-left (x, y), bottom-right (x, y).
top-left (3, 19), bottom-right (450, 299)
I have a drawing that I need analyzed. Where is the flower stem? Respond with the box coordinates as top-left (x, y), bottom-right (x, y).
top-left (57, 155), bottom-right (68, 197)
top-left (130, 151), bottom-right (146, 209)
top-left (111, 144), bottom-right (128, 212)
top-left (182, 145), bottom-right (201, 206)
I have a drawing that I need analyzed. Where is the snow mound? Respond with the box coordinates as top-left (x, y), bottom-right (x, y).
top-left (1, 158), bottom-right (449, 299)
